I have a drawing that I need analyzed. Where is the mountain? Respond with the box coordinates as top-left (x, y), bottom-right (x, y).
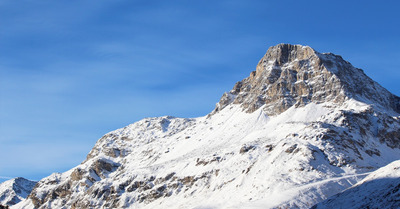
top-left (0, 178), bottom-right (36, 207)
top-left (14, 44), bottom-right (400, 209)
top-left (312, 159), bottom-right (400, 209)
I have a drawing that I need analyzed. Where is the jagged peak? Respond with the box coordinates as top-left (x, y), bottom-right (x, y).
top-left (256, 44), bottom-right (351, 76)
top-left (212, 44), bottom-right (400, 116)
top-left (262, 43), bottom-right (316, 65)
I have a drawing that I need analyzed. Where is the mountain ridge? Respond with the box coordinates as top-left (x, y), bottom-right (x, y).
top-left (0, 178), bottom-right (36, 207)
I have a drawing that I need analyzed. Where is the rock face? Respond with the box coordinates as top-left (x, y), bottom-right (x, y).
top-left (14, 44), bottom-right (400, 209)
top-left (0, 178), bottom-right (36, 207)
top-left (213, 44), bottom-right (400, 115)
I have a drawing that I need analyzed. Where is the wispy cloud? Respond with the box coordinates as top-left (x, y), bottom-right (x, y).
top-left (0, 176), bottom-right (12, 180)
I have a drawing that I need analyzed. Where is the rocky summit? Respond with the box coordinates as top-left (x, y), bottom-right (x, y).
top-left (12, 44), bottom-right (400, 209)
top-left (214, 44), bottom-right (400, 115)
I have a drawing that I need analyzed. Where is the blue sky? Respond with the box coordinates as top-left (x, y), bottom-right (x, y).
top-left (1, 0), bottom-right (399, 183)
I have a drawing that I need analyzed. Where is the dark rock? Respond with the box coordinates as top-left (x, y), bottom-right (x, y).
top-left (285, 144), bottom-right (298, 154)
top-left (265, 144), bottom-right (275, 152)
top-left (365, 149), bottom-right (381, 157)
top-left (164, 172), bottom-right (176, 181)
top-left (70, 168), bottom-right (85, 181)
top-left (127, 181), bottom-right (143, 192)
top-left (240, 145), bottom-right (256, 154)
top-left (90, 159), bottom-right (120, 179)
top-left (181, 176), bottom-right (195, 186)
top-left (0, 205), bottom-right (9, 209)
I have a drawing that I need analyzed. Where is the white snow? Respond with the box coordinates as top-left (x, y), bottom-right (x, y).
top-left (313, 160), bottom-right (400, 209)
top-left (13, 99), bottom-right (400, 209)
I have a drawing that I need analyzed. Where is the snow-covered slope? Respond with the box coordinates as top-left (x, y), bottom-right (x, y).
top-left (14, 44), bottom-right (400, 209)
top-left (0, 178), bottom-right (36, 207)
top-left (312, 160), bottom-right (400, 209)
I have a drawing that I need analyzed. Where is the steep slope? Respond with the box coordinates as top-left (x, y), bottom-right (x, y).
top-left (0, 178), bottom-right (36, 207)
top-left (14, 44), bottom-right (400, 209)
top-left (312, 160), bottom-right (400, 209)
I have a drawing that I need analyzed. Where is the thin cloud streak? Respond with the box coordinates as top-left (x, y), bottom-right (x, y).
top-left (0, 176), bottom-right (12, 180)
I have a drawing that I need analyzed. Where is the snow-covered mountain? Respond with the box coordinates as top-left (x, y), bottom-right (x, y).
top-left (312, 159), bottom-right (400, 209)
top-left (0, 178), bottom-right (36, 207)
top-left (13, 44), bottom-right (400, 209)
